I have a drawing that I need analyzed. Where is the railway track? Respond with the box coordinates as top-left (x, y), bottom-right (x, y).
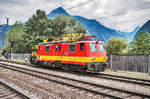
top-left (1, 59), bottom-right (150, 87)
top-left (95, 73), bottom-right (150, 86)
top-left (1, 59), bottom-right (150, 84)
top-left (0, 80), bottom-right (30, 99)
top-left (0, 62), bottom-right (150, 99)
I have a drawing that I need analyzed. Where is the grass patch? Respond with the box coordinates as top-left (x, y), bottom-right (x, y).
top-left (102, 69), bottom-right (150, 80)
top-left (0, 57), bottom-right (29, 64)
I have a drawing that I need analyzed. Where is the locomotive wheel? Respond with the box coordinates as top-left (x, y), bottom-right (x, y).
top-left (30, 55), bottom-right (38, 65)
top-left (63, 64), bottom-right (86, 73)
top-left (63, 64), bottom-right (70, 71)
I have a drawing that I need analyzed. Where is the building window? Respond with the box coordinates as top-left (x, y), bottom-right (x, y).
top-left (80, 43), bottom-right (84, 51)
top-left (90, 43), bottom-right (97, 52)
top-left (69, 44), bottom-right (76, 52)
top-left (46, 46), bottom-right (50, 52)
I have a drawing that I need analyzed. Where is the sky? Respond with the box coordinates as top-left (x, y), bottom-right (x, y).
top-left (0, 0), bottom-right (150, 32)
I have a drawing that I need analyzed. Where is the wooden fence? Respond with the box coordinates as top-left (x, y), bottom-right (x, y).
top-left (1, 53), bottom-right (150, 74)
top-left (108, 55), bottom-right (150, 74)
top-left (1, 53), bottom-right (31, 62)
top-left (11, 53), bottom-right (30, 61)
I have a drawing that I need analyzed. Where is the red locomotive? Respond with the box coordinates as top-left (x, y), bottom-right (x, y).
top-left (30, 33), bottom-right (107, 72)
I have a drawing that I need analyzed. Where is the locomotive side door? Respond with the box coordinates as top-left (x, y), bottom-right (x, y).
top-left (55, 44), bottom-right (62, 61)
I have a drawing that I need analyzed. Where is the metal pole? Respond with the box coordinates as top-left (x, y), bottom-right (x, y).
top-left (2, 25), bottom-right (5, 48)
top-left (5, 17), bottom-right (9, 59)
top-left (10, 40), bottom-right (13, 60)
top-left (148, 55), bottom-right (150, 75)
top-left (10, 47), bottom-right (12, 60)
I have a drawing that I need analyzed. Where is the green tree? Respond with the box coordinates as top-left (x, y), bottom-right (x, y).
top-left (7, 21), bottom-right (24, 53)
top-left (128, 31), bottom-right (150, 54)
top-left (8, 21), bottom-right (23, 41)
top-left (22, 10), bottom-right (86, 53)
top-left (8, 9), bottom-right (87, 53)
top-left (2, 48), bottom-right (7, 56)
top-left (106, 37), bottom-right (129, 54)
top-left (51, 15), bottom-right (86, 36)
top-left (23, 9), bottom-right (52, 53)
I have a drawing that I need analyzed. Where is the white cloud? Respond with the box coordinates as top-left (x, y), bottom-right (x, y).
top-left (0, 0), bottom-right (150, 32)
top-left (64, 0), bottom-right (150, 32)
top-left (0, 0), bottom-right (59, 24)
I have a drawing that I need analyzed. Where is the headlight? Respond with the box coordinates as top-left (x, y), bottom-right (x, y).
top-left (92, 57), bottom-right (95, 60)
top-left (106, 57), bottom-right (108, 60)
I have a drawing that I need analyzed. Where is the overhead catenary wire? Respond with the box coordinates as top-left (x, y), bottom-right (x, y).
top-left (95, 5), bottom-right (150, 20)
top-left (23, 0), bottom-right (44, 14)
top-left (1, 0), bottom-right (150, 25)
top-left (63, 0), bottom-right (150, 20)
top-left (10, 0), bottom-right (48, 23)
top-left (65, 0), bottom-right (97, 11)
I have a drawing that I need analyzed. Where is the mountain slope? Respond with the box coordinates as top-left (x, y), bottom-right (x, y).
top-left (73, 16), bottom-right (126, 41)
top-left (0, 24), bottom-right (11, 48)
top-left (48, 7), bottom-right (140, 42)
top-left (134, 20), bottom-right (150, 39)
top-left (0, 7), bottom-right (145, 48)
top-left (47, 7), bottom-right (70, 18)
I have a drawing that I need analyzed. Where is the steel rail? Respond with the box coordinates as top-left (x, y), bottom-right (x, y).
top-left (1, 59), bottom-right (150, 85)
top-left (0, 80), bottom-right (30, 99)
top-left (0, 63), bottom-right (150, 98)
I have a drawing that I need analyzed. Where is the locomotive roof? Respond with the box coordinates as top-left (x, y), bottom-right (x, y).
top-left (38, 40), bottom-right (104, 45)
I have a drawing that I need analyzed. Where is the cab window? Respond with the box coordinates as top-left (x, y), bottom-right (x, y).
top-left (99, 44), bottom-right (105, 52)
top-left (46, 46), bottom-right (50, 52)
top-left (69, 44), bottom-right (76, 52)
top-left (56, 45), bottom-right (58, 51)
top-left (80, 43), bottom-right (84, 51)
top-left (90, 43), bottom-right (97, 52)
top-left (59, 45), bottom-right (61, 51)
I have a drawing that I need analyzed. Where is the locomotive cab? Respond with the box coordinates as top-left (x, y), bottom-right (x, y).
top-left (85, 41), bottom-right (107, 72)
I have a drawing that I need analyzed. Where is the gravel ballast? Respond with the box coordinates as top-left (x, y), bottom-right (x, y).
top-left (0, 61), bottom-right (150, 98)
